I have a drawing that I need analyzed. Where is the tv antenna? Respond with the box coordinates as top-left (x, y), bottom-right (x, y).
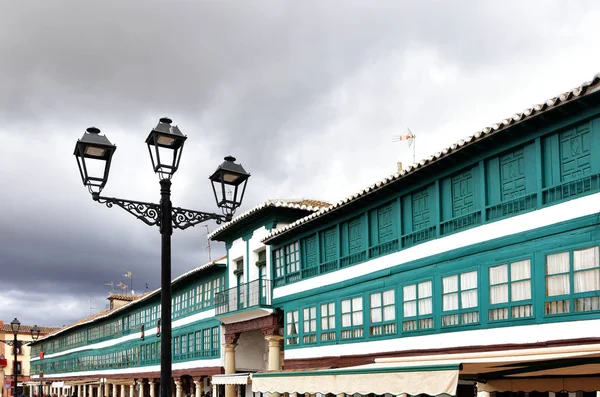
top-left (392, 127), bottom-right (416, 165)
top-left (104, 281), bottom-right (116, 294)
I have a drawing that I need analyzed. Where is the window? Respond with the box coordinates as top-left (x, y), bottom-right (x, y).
top-left (369, 289), bottom-right (396, 335)
top-left (203, 281), bottom-right (212, 308)
top-left (211, 327), bottom-right (219, 356)
top-left (303, 307), bottom-right (317, 344)
top-left (195, 331), bottom-right (201, 355)
top-left (203, 329), bottom-right (211, 356)
top-left (489, 260), bottom-right (532, 320)
top-left (320, 302), bottom-right (336, 341)
top-left (546, 246), bottom-right (600, 314)
top-left (188, 332), bottom-right (194, 356)
top-left (195, 284), bottom-right (204, 308)
top-left (442, 271), bottom-right (478, 326)
top-left (181, 334), bottom-right (187, 356)
top-left (341, 296), bottom-right (364, 339)
top-left (286, 310), bottom-right (299, 345)
top-left (403, 281), bottom-right (433, 331)
top-left (285, 242), bottom-right (300, 274)
top-left (274, 248), bottom-right (284, 278)
top-left (173, 336), bottom-right (180, 356)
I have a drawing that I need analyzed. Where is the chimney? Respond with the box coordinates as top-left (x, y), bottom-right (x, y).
top-left (107, 294), bottom-right (136, 310)
top-left (397, 162), bottom-right (403, 173)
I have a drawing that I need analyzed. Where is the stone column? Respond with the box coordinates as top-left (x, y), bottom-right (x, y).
top-left (121, 385), bottom-right (126, 397)
top-left (129, 385), bottom-right (134, 397)
top-left (148, 381), bottom-right (155, 397)
top-left (83, 385), bottom-right (87, 397)
top-left (193, 381), bottom-right (202, 397)
top-left (265, 335), bottom-right (283, 371)
top-left (174, 380), bottom-right (182, 397)
top-left (211, 386), bottom-right (216, 397)
top-left (224, 332), bottom-right (239, 397)
top-left (137, 381), bottom-right (144, 397)
top-left (113, 384), bottom-right (118, 397)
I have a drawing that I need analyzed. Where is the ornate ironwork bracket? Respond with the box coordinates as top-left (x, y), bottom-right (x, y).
top-left (172, 206), bottom-right (230, 230)
top-left (93, 193), bottom-right (161, 227)
top-left (91, 193), bottom-right (231, 230)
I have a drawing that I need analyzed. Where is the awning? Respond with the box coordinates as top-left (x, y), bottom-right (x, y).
top-left (212, 373), bottom-right (250, 385)
top-left (252, 364), bottom-right (460, 396)
top-left (479, 378), bottom-right (600, 393)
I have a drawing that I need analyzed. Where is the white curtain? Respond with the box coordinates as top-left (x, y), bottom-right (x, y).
top-left (370, 293), bottom-right (382, 323)
top-left (461, 271), bottom-right (478, 309)
top-left (341, 299), bottom-right (352, 327)
top-left (418, 281), bottom-right (433, 315)
top-left (511, 260), bottom-right (532, 301)
top-left (403, 301), bottom-right (417, 317)
top-left (574, 247), bottom-right (600, 293)
top-left (383, 290), bottom-right (395, 321)
top-left (287, 311), bottom-right (298, 334)
top-left (304, 307), bottom-right (316, 332)
top-left (403, 285), bottom-right (416, 301)
top-left (489, 264), bottom-right (508, 305)
top-left (546, 252), bottom-right (570, 296)
top-left (442, 276), bottom-right (458, 311)
top-left (352, 297), bottom-right (363, 326)
top-left (321, 303), bottom-right (335, 330)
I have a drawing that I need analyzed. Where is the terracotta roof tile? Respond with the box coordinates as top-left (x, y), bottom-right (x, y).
top-left (263, 72), bottom-right (600, 243)
top-left (0, 324), bottom-right (61, 334)
top-left (208, 199), bottom-right (331, 240)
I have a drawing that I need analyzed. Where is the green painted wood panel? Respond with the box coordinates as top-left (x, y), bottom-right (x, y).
top-left (500, 148), bottom-right (526, 200)
top-left (560, 123), bottom-right (591, 182)
top-left (451, 170), bottom-right (474, 217)
top-left (412, 187), bottom-right (430, 231)
top-left (322, 227), bottom-right (337, 263)
top-left (377, 204), bottom-right (394, 243)
top-left (303, 235), bottom-right (318, 269)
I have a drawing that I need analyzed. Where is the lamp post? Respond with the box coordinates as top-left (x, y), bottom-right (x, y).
top-left (0, 319), bottom-right (41, 397)
top-left (73, 118), bottom-right (250, 397)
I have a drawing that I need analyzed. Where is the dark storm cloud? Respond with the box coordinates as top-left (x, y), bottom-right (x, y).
top-left (1, 0), bottom-right (599, 326)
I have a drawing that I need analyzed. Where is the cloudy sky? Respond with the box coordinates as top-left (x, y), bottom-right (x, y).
top-left (1, 0), bottom-right (600, 328)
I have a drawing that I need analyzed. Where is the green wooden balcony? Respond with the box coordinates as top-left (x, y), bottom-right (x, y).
top-left (215, 279), bottom-right (272, 316)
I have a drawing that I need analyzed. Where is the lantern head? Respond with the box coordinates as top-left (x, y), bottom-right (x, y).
top-left (145, 117), bottom-right (187, 180)
top-left (74, 127), bottom-right (117, 194)
top-left (209, 156), bottom-right (250, 218)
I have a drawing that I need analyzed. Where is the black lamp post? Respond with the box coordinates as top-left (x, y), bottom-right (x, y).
top-left (73, 118), bottom-right (250, 397)
top-left (1, 319), bottom-right (41, 397)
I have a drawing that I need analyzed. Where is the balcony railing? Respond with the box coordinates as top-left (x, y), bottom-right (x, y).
top-left (215, 279), bottom-right (272, 316)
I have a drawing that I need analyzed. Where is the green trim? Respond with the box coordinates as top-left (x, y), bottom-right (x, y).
top-left (252, 363), bottom-right (461, 377)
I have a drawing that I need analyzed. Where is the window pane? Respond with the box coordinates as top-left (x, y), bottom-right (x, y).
top-left (511, 280), bottom-right (531, 301)
top-left (383, 290), bottom-right (395, 305)
top-left (574, 247), bottom-right (599, 271)
top-left (461, 271), bottom-right (478, 290)
top-left (490, 284), bottom-right (508, 304)
top-left (404, 301), bottom-right (416, 317)
top-left (443, 293), bottom-right (458, 311)
top-left (461, 289), bottom-right (478, 309)
top-left (419, 297), bottom-right (432, 315)
top-left (511, 260), bottom-right (531, 281)
top-left (371, 293), bottom-right (381, 308)
top-left (371, 307), bottom-right (382, 323)
top-left (442, 276), bottom-right (458, 293)
top-left (546, 252), bottom-right (570, 274)
top-left (403, 285), bottom-right (416, 301)
top-left (546, 274), bottom-right (570, 296)
top-left (353, 297), bottom-right (363, 311)
top-left (383, 305), bottom-right (395, 321)
top-left (489, 265), bottom-right (508, 285)
top-left (419, 281), bottom-right (432, 298)
top-left (574, 269), bottom-right (600, 293)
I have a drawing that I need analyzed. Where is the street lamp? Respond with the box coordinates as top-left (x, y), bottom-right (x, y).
top-left (73, 118), bottom-right (250, 397)
top-left (1, 319), bottom-right (41, 397)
